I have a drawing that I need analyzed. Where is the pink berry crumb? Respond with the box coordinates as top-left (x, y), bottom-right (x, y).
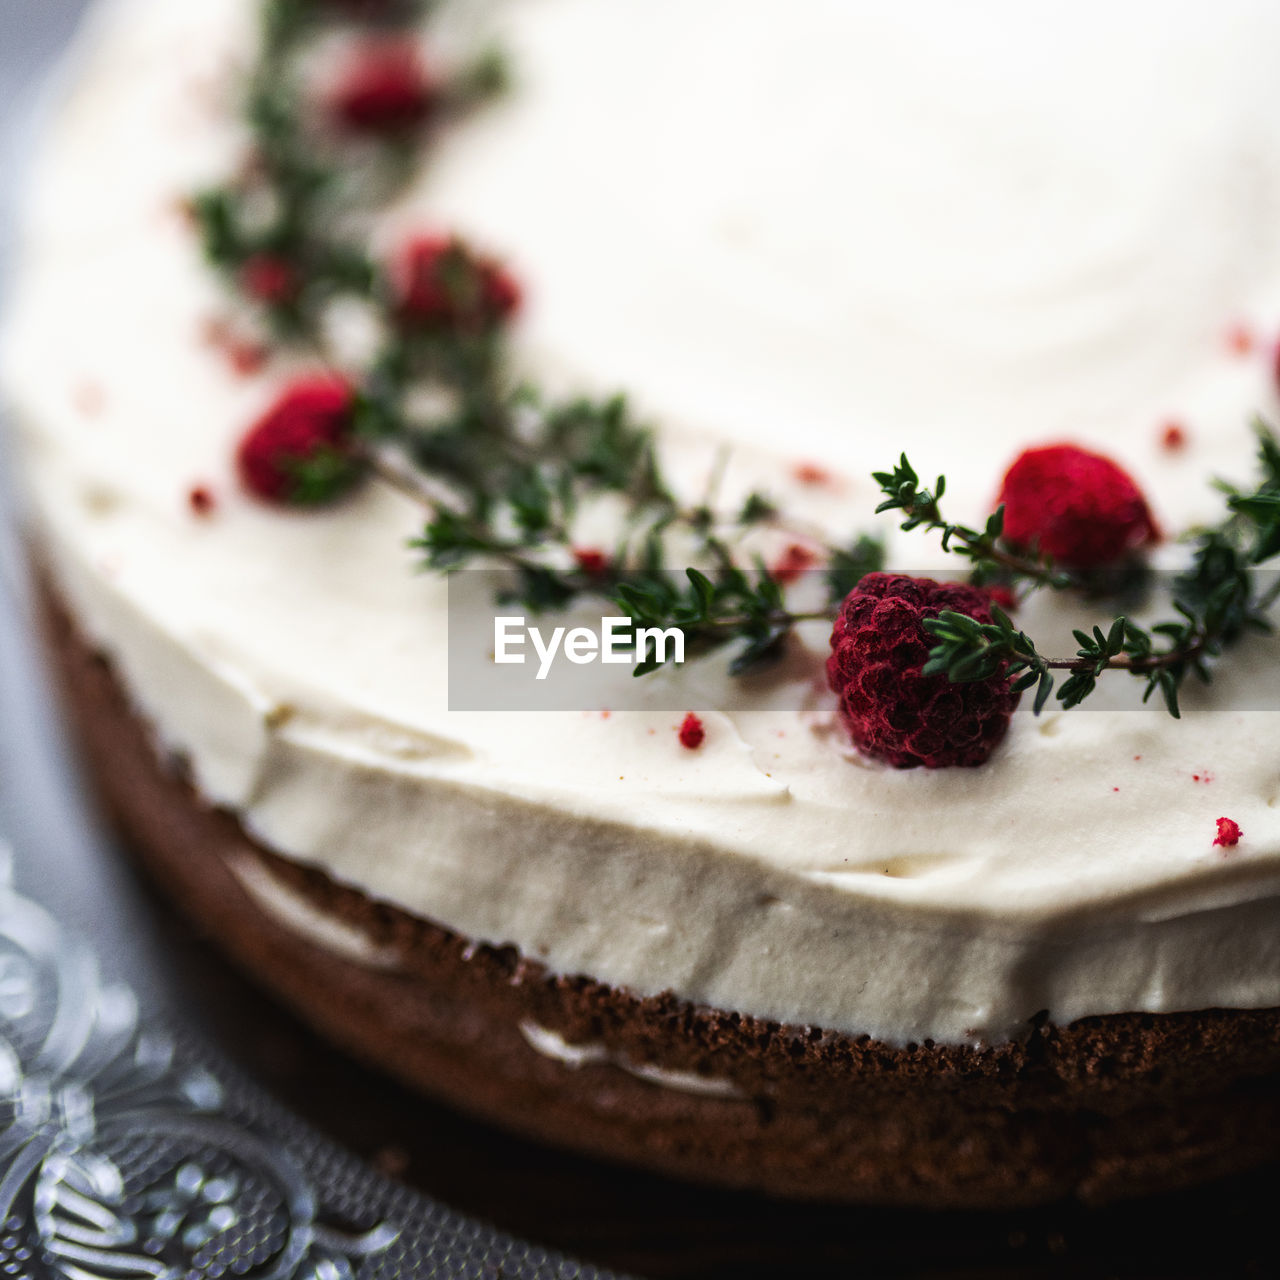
top-left (1213, 817), bottom-right (1242, 848)
top-left (188, 485), bottom-right (216, 517)
top-left (1227, 324), bottom-right (1255, 355)
top-left (679, 713), bottom-right (705, 750)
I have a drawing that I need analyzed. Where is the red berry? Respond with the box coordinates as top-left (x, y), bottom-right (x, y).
top-left (236, 376), bottom-right (361, 505)
top-left (330, 40), bottom-right (438, 136)
top-left (771, 543), bottom-right (818, 585)
top-left (678, 713), bottom-right (706, 750)
top-left (573, 548), bottom-right (609, 576)
top-left (240, 253), bottom-right (298, 306)
top-left (996, 444), bottom-right (1159, 569)
top-left (392, 234), bottom-right (521, 332)
top-left (826, 573), bottom-right (1019, 769)
top-left (1160, 421), bottom-right (1187, 452)
top-left (481, 263), bottom-right (523, 319)
top-left (1214, 817), bottom-right (1243, 848)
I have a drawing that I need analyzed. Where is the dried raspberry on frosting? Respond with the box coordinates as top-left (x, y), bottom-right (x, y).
top-left (996, 444), bottom-right (1159, 569)
top-left (1227, 323), bottom-right (1255, 355)
top-left (827, 573), bottom-right (1019, 769)
top-left (392, 235), bottom-right (521, 332)
top-left (793, 461), bottom-right (833, 487)
top-left (572, 548), bottom-right (610, 576)
top-left (771, 543), bottom-right (818, 585)
top-left (678, 713), bottom-right (706, 750)
top-left (237, 376), bottom-right (362, 505)
top-left (330, 39), bottom-right (438, 135)
top-left (188, 485), bottom-right (217, 517)
top-left (1214, 817), bottom-right (1243, 848)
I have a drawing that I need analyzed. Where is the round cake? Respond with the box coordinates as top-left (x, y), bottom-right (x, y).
top-left (7, 0), bottom-right (1280, 1207)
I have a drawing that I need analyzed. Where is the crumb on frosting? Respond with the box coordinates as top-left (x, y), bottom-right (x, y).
top-left (1226, 323), bottom-right (1255, 355)
top-left (188, 485), bottom-right (216, 517)
top-left (74, 381), bottom-right (105, 417)
top-left (792, 461), bottom-right (833, 487)
top-left (679, 713), bottom-right (705, 750)
top-left (772, 543), bottom-right (818, 585)
top-left (1214, 817), bottom-right (1243, 848)
top-left (573, 547), bottom-right (610, 576)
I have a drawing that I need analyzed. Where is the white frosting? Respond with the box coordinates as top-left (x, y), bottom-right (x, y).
top-left (6, 0), bottom-right (1280, 1046)
top-left (226, 854), bottom-right (401, 970)
top-left (518, 1022), bottom-right (742, 1099)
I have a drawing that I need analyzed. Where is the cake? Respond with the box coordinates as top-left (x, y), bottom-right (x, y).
top-left (6, 0), bottom-right (1280, 1208)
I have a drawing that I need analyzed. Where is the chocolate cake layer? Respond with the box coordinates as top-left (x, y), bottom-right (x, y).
top-left (38, 575), bottom-right (1280, 1207)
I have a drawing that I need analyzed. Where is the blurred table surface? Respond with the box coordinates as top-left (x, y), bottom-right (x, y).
top-left (4, 3), bottom-right (1280, 1275)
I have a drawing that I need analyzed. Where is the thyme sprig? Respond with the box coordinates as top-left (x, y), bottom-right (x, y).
top-left (191, 0), bottom-right (882, 681)
top-left (872, 455), bottom-right (1073, 591)
top-left (889, 423), bottom-right (1280, 716)
top-left (193, 0), bottom-right (501, 342)
top-left (393, 388), bottom-right (880, 674)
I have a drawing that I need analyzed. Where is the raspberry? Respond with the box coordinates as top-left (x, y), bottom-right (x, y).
top-left (678, 713), bottom-right (706, 750)
top-left (1214, 817), bottom-right (1242, 848)
top-left (996, 444), bottom-right (1158, 569)
top-left (826, 573), bottom-right (1019, 769)
top-left (330, 40), bottom-right (438, 135)
top-left (240, 253), bottom-right (298, 306)
top-left (392, 235), bottom-right (521, 331)
top-left (236, 376), bottom-right (362, 505)
top-left (572, 547), bottom-right (610, 576)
